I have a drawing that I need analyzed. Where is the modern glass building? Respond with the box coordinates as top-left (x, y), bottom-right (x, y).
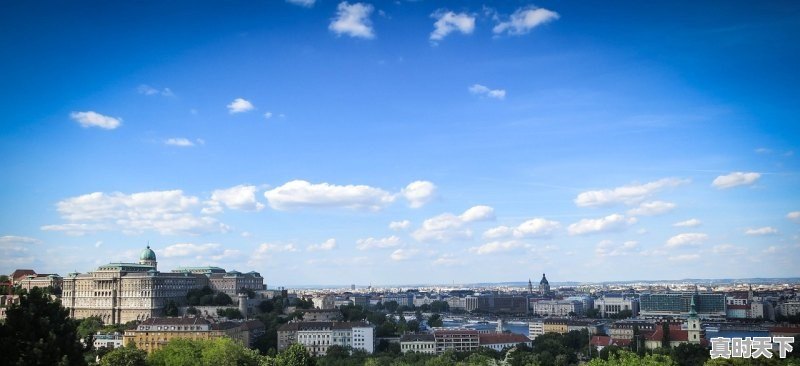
top-left (639, 293), bottom-right (726, 319)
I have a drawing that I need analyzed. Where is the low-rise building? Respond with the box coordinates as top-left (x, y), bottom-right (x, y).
top-left (213, 320), bottom-right (265, 348)
top-left (531, 300), bottom-right (582, 317)
top-left (17, 274), bottom-right (63, 292)
top-left (400, 334), bottom-right (436, 354)
top-left (478, 333), bottom-right (531, 351)
top-left (608, 320), bottom-right (657, 340)
top-left (277, 321), bottom-right (375, 356)
top-left (93, 332), bottom-right (124, 349)
top-left (312, 295), bottom-right (335, 310)
top-left (123, 317), bottom-right (224, 354)
top-left (433, 329), bottom-right (480, 353)
top-left (593, 295), bottom-right (639, 318)
top-left (301, 309), bottom-right (342, 321)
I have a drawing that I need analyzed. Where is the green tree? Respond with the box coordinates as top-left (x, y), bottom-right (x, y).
top-left (77, 316), bottom-right (104, 340)
top-left (384, 301), bottom-right (399, 314)
top-left (428, 313), bottom-right (443, 327)
top-left (275, 343), bottom-right (314, 366)
top-left (586, 307), bottom-right (601, 318)
top-left (662, 323), bottom-right (671, 348)
top-left (670, 343), bottom-right (709, 366)
top-left (214, 292), bottom-right (234, 306)
top-left (98, 345), bottom-right (147, 366)
top-left (610, 310), bottom-right (634, 319)
top-left (0, 287), bottom-right (87, 366)
top-left (587, 350), bottom-right (676, 366)
top-left (164, 300), bottom-right (179, 317)
top-left (217, 308), bottom-right (244, 319)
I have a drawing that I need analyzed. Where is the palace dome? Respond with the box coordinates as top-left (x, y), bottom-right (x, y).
top-left (140, 245), bottom-right (156, 261)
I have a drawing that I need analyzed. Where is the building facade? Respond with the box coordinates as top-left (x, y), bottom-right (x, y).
top-left (400, 334), bottom-right (436, 354)
top-left (433, 329), bottom-right (480, 353)
top-left (123, 317), bottom-right (224, 354)
top-left (639, 292), bottom-right (725, 319)
top-left (277, 321), bottom-right (375, 356)
top-left (594, 295), bottom-right (639, 318)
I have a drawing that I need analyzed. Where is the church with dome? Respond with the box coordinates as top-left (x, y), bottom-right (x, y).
top-left (61, 244), bottom-right (264, 324)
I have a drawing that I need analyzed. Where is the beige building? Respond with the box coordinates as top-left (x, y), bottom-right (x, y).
top-left (17, 274), bottom-right (63, 291)
top-left (62, 245), bottom-right (264, 324)
top-left (123, 317), bottom-right (223, 354)
top-left (400, 334), bottom-right (436, 354)
top-left (433, 329), bottom-right (480, 353)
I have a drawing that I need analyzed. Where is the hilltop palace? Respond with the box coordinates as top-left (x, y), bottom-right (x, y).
top-left (61, 245), bottom-right (264, 324)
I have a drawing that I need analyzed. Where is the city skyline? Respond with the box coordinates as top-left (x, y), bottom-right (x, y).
top-left (1, 1), bottom-right (799, 286)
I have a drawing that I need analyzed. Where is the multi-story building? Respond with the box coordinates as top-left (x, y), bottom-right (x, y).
top-left (777, 301), bottom-right (800, 317)
top-left (478, 333), bottom-right (532, 351)
top-left (17, 273), bottom-right (63, 291)
top-left (639, 292), bottom-right (725, 319)
top-left (214, 320), bottom-right (266, 348)
top-left (564, 295), bottom-right (593, 315)
top-left (465, 294), bottom-right (528, 314)
top-left (593, 295), bottom-right (639, 318)
top-left (62, 245), bottom-right (265, 324)
top-left (382, 293), bottom-right (413, 308)
top-left (301, 309), bottom-right (342, 321)
top-left (400, 334), bottom-right (436, 354)
top-left (123, 317), bottom-right (224, 354)
top-left (528, 320), bottom-right (544, 339)
top-left (529, 318), bottom-right (600, 337)
top-left (433, 329), bottom-right (480, 353)
top-left (93, 332), bottom-right (124, 349)
top-left (531, 300), bottom-right (583, 317)
top-left (312, 295), bottom-right (335, 310)
top-left (446, 297), bottom-right (466, 311)
top-left (608, 320), bottom-right (656, 340)
top-left (277, 321), bottom-right (375, 356)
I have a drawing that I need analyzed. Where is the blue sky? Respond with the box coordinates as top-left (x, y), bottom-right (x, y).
top-left (1, 0), bottom-right (799, 286)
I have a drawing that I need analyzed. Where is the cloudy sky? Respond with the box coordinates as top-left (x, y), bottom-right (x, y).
top-left (1, 0), bottom-right (799, 287)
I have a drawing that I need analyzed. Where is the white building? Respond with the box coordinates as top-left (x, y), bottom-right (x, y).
top-left (312, 295), bottom-right (335, 310)
top-left (400, 334), bottom-right (436, 354)
top-left (778, 301), bottom-right (800, 317)
top-left (528, 320), bottom-right (544, 339)
top-left (93, 332), bottom-right (124, 349)
top-left (277, 321), bottom-right (375, 356)
top-left (447, 297), bottom-right (466, 310)
top-left (532, 300), bottom-right (582, 317)
top-left (593, 295), bottom-right (639, 318)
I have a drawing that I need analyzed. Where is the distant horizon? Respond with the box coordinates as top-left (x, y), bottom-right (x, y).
top-left (2, 1), bottom-right (799, 284)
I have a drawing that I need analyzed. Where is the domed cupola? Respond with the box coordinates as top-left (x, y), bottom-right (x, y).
top-left (139, 244), bottom-right (158, 270)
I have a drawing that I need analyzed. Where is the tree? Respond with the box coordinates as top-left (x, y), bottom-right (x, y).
top-left (275, 343), bottom-right (314, 366)
top-left (670, 343), bottom-right (708, 366)
top-left (661, 323), bottom-right (671, 349)
top-left (214, 292), bottom-right (233, 306)
top-left (149, 338), bottom-right (266, 366)
top-left (259, 300), bottom-right (274, 314)
top-left (384, 301), bottom-right (399, 314)
top-left (217, 308), bottom-right (244, 319)
top-left (77, 316), bottom-right (104, 340)
top-left (586, 308), bottom-right (601, 318)
top-left (430, 300), bottom-right (450, 313)
top-left (99, 345), bottom-right (147, 366)
top-left (428, 313), bottom-right (443, 327)
top-left (611, 310), bottom-right (634, 320)
top-left (164, 300), bottom-right (179, 317)
top-left (587, 350), bottom-right (676, 366)
top-left (0, 287), bottom-right (87, 366)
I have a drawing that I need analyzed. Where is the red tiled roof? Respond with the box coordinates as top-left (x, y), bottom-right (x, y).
top-left (590, 336), bottom-right (631, 347)
top-left (644, 326), bottom-right (689, 342)
top-left (10, 269), bottom-right (35, 281)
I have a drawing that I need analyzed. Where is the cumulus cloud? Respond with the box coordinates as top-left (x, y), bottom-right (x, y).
top-left (263, 180), bottom-right (395, 211)
top-left (567, 214), bottom-right (637, 235)
top-left (483, 218), bottom-right (560, 239)
top-left (673, 218), bottom-right (702, 227)
top-left (430, 10), bottom-right (475, 42)
top-left (137, 84), bottom-right (173, 97)
top-left (205, 185), bottom-right (264, 213)
top-left (595, 240), bottom-right (639, 257)
top-left (389, 220), bottom-right (411, 231)
top-left (668, 254), bottom-right (700, 261)
top-left (627, 201), bottom-right (676, 216)
top-left (253, 243), bottom-right (298, 259)
top-left (164, 138), bottom-right (196, 147)
top-left (390, 248), bottom-right (418, 261)
top-left (70, 111), bottom-right (122, 130)
top-left (329, 2), bottom-right (375, 39)
top-left (308, 238), bottom-right (337, 251)
top-left (432, 254), bottom-right (462, 266)
top-left (0, 236), bottom-right (39, 267)
top-left (161, 243), bottom-right (240, 261)
top-left (666, 233), bottom-right (708, 247)
top-left (788, 211), bottom-right (800, 223)
top-left (412, 205), bottom-right (495, 242)
top-left (41, 190), bottom-right (229, 235)
top-left (468, 84), bottom-right (506, 99)
top-left (287, 0), bottom-right (315, 7)
top-left (712, 172), bottom-right (760, 189)
top-left (492, 6), bottom-right (559, 36)
top-left (227, 98), bottom-right (255, 114)
top-left (356, 236), bottom-right (400, 250)
top-left (401, 181), bottom-right (436, 208)
top-left (264, 112), bottom-right (273, 120)
top-left (745, 227), bottom-right (778, 236)
top-left (574, 178), bottom-right (688, 207)
top-left (469, 240), bottom-right (526, 255)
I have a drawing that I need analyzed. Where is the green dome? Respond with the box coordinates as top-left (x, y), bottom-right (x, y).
top-left (140, 245), bottom-right (156, 261)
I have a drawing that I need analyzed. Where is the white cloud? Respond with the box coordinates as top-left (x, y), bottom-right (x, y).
top-left (137, 84), bottom-right (173, 97)
top-left (595, 240), bottom-right (639, 257)
top-left (42, 190), bottom-right (228, 235)
top-left (668, 254), bottom-right (700, 261)
top-left (574, 178), bottom-right (688, 207)
top-left (468, 84), bottom-right (506, 100)
top-left (412, 205), bottom-right (495, 242)
top-left (430, 10), bottom-right (475, 42)
top-left (673, 218), bottom-right (702, 228)
top-left (755, 148), bottom-right (772, 154)
top-left (712, 172), bottom-right (760, 189)
top-left (70, 111), bottom-right (122, 130)
top-left (483, 218), bottom-right (560, 239)
top-left (163, 243), bottom-right (220, 258)
top-left (0, 235), bottom-right (40, 245)
top-left (227, 98), bottom-right (255, 114)
top-left (666, 233), bottom-right (708, 247)
top-left (401, 181), bottom-right (436, 208)
top-left (745, 227), bottom-right (778, 236)
top-left (287, 0), bottom-right (315, 7)
top-left (492, 6), bottom-right (559, 36)
top-left (432, 254), bottom-right (462, 266)
top-left (788, 211), bottom-right (800, 223)
top-left (390, 248), bottom-right (418, 261)
top-left (764, 246), bottom-right (779, 254)
top-left (165, 138), bottom-right (195, 147)
top-left (389, 220), bottom-right (411, 231)
top-left (263, 180), bottom-right (395, 211)
top-left (459, 205), bottom-right (495, 222)
top-left (254, 243), bottom-right (298, 259)
top-left (264, 112), bottom-right (273, 120)
top-left (627, 201), bottom-right (676, 216)
top-left (308, 238), bottom-right (337, 251)
top-left (567, 214), bottom-right (637, 235)
top-left (356, 236), bottom-right (400, 250)
top-left (0, 236), bottom-right (39, 267)
top-left (329, 2), bottom-right (375, 39)
top-left (207, 185), bottom-right (264, 212)
top-left (469, 240), bottom-right (525, 255)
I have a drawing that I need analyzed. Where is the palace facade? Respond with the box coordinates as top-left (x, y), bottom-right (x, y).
top-left (61, 245), bottom-right (264, 324)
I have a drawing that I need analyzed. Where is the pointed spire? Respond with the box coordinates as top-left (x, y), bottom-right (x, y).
top-left (688, 292), bottom-right (698, 318)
